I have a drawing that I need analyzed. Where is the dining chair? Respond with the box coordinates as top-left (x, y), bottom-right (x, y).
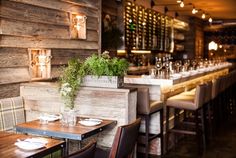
top-left (66, 141), bottom-right (96, 158)
top-left (95, 118), bottom-right (141, 158)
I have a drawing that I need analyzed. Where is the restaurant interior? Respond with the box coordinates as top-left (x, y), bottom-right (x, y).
top-left (0, 0), bottom-right (236, 158)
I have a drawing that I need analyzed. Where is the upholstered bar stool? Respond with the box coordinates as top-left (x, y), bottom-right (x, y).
top-left (137, 87), bottom-right (163, 157)
top-left (165, 84), bottom-right (207, 153)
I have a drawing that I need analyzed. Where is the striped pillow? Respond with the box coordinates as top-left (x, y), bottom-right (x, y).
top-left (0, 96), bottom-right (25, 131)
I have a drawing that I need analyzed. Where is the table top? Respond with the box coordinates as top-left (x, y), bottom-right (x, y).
top-left (0, 131), bottom-right (65, 158)
top-left (16, 117), bottom-right (117, 140)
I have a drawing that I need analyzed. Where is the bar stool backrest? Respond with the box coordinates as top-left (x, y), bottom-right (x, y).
top-left (137, 87), bottom-right (150, 114)
top-left (205, 81), bottom-right (213, 103)
top-left (212, 78), bottom-right (221, 99)
top-left (194, 84), bottom-right (207, 108)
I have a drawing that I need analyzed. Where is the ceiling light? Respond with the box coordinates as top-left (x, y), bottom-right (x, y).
top-left (202, 13), bottom-right (206, 19)
top-left (209, 17), bottom-right (213, 23)
top-left (180, 1), bottom-right (184, 7)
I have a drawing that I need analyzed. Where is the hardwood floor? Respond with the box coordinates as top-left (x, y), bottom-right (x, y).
top-left (138, 114), bottom-right (236, 158)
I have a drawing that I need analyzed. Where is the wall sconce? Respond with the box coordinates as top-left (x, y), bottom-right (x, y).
top-left (29, 49), bottom-right (52, 79)
top-left (70, 13), bottom-right (87, 39)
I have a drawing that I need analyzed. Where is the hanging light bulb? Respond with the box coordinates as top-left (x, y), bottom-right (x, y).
top-left (202, 13), bottom-right (206, 19)
top-left (180, 1), bottom-right (184, 7)
top-left (192, 7), bottom-right (198, 14)
top-left (209, 17), bottom-right (213, 23)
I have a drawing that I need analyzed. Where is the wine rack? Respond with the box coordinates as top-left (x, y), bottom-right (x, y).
top-left (125, 1), bottom-right (173, 52)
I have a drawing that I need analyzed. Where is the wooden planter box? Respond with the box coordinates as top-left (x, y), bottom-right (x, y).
top-left (81, 75), bottom-right (124, 88)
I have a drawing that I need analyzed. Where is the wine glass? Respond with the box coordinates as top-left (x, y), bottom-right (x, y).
top-left (174, 60), bottom-right (181, 73)
top-left (155, 57), bottom-right (163, 78)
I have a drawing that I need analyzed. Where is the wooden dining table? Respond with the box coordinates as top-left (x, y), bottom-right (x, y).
top-left (15, 117), bottom-right (117, 155)
top-left (0, 131), bottom-right (65, 158)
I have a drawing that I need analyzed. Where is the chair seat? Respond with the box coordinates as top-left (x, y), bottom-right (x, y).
top-left (166, 94), bottom-right (197, 110)
top-left (181, 88), bottom-right (196, 96)
top-left (149, 100), bottom-right (163, 114)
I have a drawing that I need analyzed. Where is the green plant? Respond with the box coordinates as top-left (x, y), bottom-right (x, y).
top-left (59, 51), bottom-right (129, 109)
top-left (59, 59), bottom-right (83, 110)
top-left (82, 52), bottom-right (129, 77)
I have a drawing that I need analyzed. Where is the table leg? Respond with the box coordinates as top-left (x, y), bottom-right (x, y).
top-left (65, 138), bottom-right (69, 156)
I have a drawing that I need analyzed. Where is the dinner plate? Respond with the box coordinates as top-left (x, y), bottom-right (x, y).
top-left (78, 119), bottom-right (102, 126)
top-left (38, 114), bottom-right (61, 122)
top-left (15, 141), bottom-right (45, 151)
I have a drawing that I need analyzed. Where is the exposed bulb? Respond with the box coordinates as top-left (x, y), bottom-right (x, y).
top-left (180, 1), bottom-right (184, 7)
top-left (209, 17), bottom-right (213, 23)
top-left (202, 13), bottom-right (206, 19)
top-left (192, 8), bottom-right (198, 14)
top-left (176, 0), bottom-right (181, 3)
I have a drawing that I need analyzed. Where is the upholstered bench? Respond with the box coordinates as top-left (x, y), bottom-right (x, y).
top-left (0, 96), bottom-right (26, 131)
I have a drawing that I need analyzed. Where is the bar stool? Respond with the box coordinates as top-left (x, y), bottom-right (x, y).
top-left (137, 87), bottom-right (163, 157)
top-left (165, 84), bottom-right (207, 153)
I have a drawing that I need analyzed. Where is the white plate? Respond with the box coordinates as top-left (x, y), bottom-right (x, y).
top-left (38, 114), bottom-right (61, 122)
top-left (79, 119), bottom-right (102, 126)
top-left (15, 141), bottom-right (45, 151)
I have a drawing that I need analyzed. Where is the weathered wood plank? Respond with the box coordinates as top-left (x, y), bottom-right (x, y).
top-left (87, 17), bottom-right (99, 30)
top-left (61, 0), bottom-right (99, 9)
top-left (51, 66), bottom-right (63, 78)
top-left (0, 48), bottom-right (28, 67)
top-left (9, 0), bottom-right (99, 18)
top-left (1, 18), bottom-right (70, 39)
top-left (0, 67), bottom-right (30, 84)
top-left (51, 49), bottom-right (97, 65)
top-left (0, 83), bottom-right (20, 99)
top-left (1, 0), bottom-right (70, 26)
top-left (1, 18), bottom-right (98, 40)
top-left (0, 35), bottom-right (99, 49)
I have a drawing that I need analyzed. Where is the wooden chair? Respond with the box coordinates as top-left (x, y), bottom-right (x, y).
top-left (65, 141), bottom-right (96, 158)
top-left (95, 118), bottom-right (141, 158)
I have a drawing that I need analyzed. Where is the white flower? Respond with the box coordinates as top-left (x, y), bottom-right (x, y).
top-left (60, 83), bottom-right (72, 96)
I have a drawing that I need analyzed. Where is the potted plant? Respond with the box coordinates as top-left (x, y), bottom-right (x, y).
top-left (81, 51), bottom-right (129, 88)
top-left (59, 51), bottom-right (129, 124)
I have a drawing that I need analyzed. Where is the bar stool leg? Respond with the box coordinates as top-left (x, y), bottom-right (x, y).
top-left (200, 108), bottom-right (206, 151)
top-left (160, 109), bottom-right (163, 156)
top-left (165, 106), bottom-right (170, 153)
top-left (145, 115), bottom-right (150, 158)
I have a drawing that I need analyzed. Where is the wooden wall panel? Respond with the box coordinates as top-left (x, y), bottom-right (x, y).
top-left (1, 1), bottom-right (70, 26)
top-left (0, 48), bottom-right (28, 67)
top-left (0, 0), bottom-right (101, 98)
top-left (10, 0), bottom-right (99, 18)
top-left (51, 49), bottom-right (97, 65)
top-left (1, 18), bottom-right (98, 40)
top-left (1, 35), bottom-right (99, 49)
top-left (0, 67), bottom-right (30, 84)
top-left (0, 83), bottom-right (20, 99)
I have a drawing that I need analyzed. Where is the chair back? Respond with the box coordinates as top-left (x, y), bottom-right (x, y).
top-left (66, 141), bottom-right (96, 158)
top-left (109, 118), bottom-right (141, 158)
top-left (205, 81), bottom-right (212, 103)
top-left (194, 84), bottom-right (207, 108)
top-left (137, 87), bottom-right (150, 114)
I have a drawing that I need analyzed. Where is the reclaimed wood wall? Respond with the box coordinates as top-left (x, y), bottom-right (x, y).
top-left (0, 0), bottom-right (101, 98)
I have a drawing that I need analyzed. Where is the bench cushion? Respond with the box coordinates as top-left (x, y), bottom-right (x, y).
top-left (0, 96), bottom-right (25, 131)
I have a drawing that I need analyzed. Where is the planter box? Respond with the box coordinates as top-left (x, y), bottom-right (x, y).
top-left (81, 75), bottom-right (124, 88)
